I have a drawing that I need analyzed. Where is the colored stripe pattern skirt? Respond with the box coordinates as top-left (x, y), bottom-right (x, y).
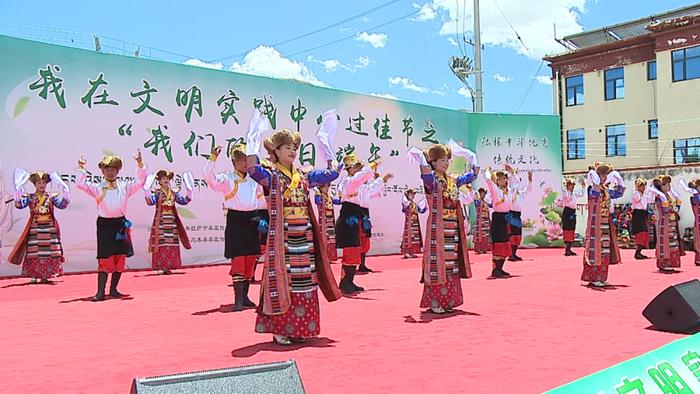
top-left (256, 216), bottom-right (320, 338)
top-left (421, 208), bottom-right (463, 309)
top-left (152, 211), bottom-right (182, 270)
top-left (21, 220), bottom-right (63, 279)
top-left (582, 217), bottom-right (611, 283)
top-left (401, 213), bottom-right (423, 255)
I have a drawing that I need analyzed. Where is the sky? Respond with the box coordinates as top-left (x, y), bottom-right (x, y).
top-left (0, 0), bottom-right (696, 115)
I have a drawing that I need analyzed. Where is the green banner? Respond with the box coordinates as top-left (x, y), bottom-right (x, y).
top-left (547, 334), bottom-right (700, 393)
top-left (0, 34), bottom-right (561, 275)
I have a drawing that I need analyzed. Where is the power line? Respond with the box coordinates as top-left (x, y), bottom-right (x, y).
top-left (0, 21), bottom-right (199, 60)
top-left (455, 0), bottom-right (465, 56)
top-left (209, 0), bottom-right (404, 63)
top-left (490, 0), bottom-right (530, 54)
top-left (512, 59), bottom-right (543, 112)
top-left (258, 5), bottom-right (439, 65)
top-left (564, 116), bottom-right (700, 132)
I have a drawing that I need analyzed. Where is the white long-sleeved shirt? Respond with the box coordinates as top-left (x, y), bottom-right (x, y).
top-left (561, 188), bottom-right (585, 210)
top-left (76, 166), bottom-right (147, 218)
top-left (204, 160), bottom-right (265, 211)
top-left (631, 189), bottom-right (653, 210)
top-left (459, 190), bottom-right (475, 206)
top-left (509, 177), bottom-right (531, 212)
top-left (338, 166), bottom-right (375, 206)
top-left (485, 178), bottom-right (511, 213)
top-left (357, 176), bottom-right (385, 209)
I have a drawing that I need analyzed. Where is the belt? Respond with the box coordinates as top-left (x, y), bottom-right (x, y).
top-left (283, 206), bottom-right (308, 218)
top-left (34, 215), bottom-right (52, 223)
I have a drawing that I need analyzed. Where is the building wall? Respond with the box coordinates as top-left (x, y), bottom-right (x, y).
top-left (655, 48), bottom-right (700, 166)
top-left (560, 61), bottom-right (659, 172)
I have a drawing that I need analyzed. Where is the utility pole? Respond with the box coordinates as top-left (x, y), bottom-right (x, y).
top-left (473, 0), bottom-right (483, 112)
top-left (448, 0), bottom-right (484, 112)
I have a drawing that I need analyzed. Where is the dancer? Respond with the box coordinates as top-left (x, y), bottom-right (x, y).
top-left (560, 177), bottom-right (585, 256)
top-left (648, 175), bottom-right (684, 273)
top-left (9, 171), bottom-right (70, 283)
top-left (401, 189), bottom-right (427, 258)
top-left (246, 123), bottom-right (341, 344)
top-left (630, 178), bottom-right (652, 260)
top-left (485, 166), bottom-right (515, 278)
top-left (581, 163), bottom-right (625, 287)
top-left (473, 187), bottom-right (492, 254)
top-left (314, 183), bottom-right (341, 262)
top-left (681, 179), bottom-right (700, 266)
top-left (409, 144), bottom-right (477, 314)
top-left (144, 169), bottom-right (193, 274)
top-left (508, 170), bottom-right (532, 261)
top-left (335, 154), bottom-right (375, 292)
top-left (458, 185), bottom-right (475, 248)
top-left (76, 151), bottom-right (147, 301)
top-left (204, 143), bottom-right (267, 311)
top-left (356, 165), bottom-right (393, 273)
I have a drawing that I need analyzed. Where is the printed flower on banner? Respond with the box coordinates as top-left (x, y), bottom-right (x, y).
top-left (522, 185), bottom-right (566, 248)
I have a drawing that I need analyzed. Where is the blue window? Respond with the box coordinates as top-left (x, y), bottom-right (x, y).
top-left (647, 61), bottom-right (657, 81)
top-left (566, 129), bottom-right (585, 160)
top-left (604, 67), bottom-right (624, 100)
top-left (606, 124), bottom-right (626, 156)
top-left (674, 138), bottom-right (700, 164)
top-left (648, 119), bottom-right (658, 139)
top-left (672, 46), bottom-right (700, 82)
top-left (565, 75), bottom-right (584, 106)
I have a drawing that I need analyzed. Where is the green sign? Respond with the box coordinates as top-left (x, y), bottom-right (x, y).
top-left (547, 334), bottom-right (700, 393)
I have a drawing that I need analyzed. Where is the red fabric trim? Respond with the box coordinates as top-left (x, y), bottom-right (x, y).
top-left (563, 230), bottom-right (575, 242)
top-left (229, 255), bottom-right (258, 278)
top-left (492, 242), bottom-right (510, 258)
top-left (342, 247), bottom-right (362, 265)
top-left (634, 232), bottom-right (649, 248)
top-left (98, 255), bottom-right (126, 273)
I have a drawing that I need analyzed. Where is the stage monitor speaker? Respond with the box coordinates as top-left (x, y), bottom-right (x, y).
top-left (130, 359), bottom-right (305, 394)
top-left (643, 279), bottom-right (700, 333)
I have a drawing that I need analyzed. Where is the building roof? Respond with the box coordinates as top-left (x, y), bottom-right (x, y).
top-left (557, 3), bottom-right (700, 51)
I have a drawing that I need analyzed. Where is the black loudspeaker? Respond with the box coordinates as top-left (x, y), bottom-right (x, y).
top-left (130, 360), bottom-right (305, 394)
top-left (643, 279), bottom-right (700, 333)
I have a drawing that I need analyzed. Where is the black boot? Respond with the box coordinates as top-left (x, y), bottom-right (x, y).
top-left (232, 281), bottom-right (246, 311)
top-left (564, 242), bottom-right (573, 256)
top-left (508, 245), bottom-right (523, 261)
top-left (340, 265), bottom-right (363, 294)
top-left (357, 254), bottom-right (373, 272)
top-left (92, 272), bottom-right (108, 302)
top-left (500, 260), bottom-right (511, 277)
top-left (241, 280), bottom-right (256, 308)
top-left (491, 260), bottom-right (505, 278)
top-left (634, 246), bottom-right (648, 260)
top-left (109, 272), bottom-right (124, 298)
top-left (349, 265), bottom-right (364, 292)
top-left (568, 242), bottom-right (578, 256)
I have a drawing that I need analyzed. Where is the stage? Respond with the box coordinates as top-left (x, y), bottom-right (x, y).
top-left (0, 248), bottom-right (696, 393)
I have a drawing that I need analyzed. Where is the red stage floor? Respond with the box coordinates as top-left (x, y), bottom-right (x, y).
top-left (1, 248), bottom-right (697, 393)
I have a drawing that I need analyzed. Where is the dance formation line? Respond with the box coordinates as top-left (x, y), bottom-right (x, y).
top-left (7, 109), bottom-right (700, 345)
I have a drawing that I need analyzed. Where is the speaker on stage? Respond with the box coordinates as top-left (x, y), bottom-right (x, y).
top-left (643, 279), bottom-right (700, 333)
top-left (130, 360), bottom-right (305, 394)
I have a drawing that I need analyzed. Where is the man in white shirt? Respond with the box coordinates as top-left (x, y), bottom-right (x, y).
top-left (560, 178), bottom-right (586, 256)
top-left (508, 170), bottom-right (532, 262)
top-left (335, 154), bottom-right (383, 294)
top-left (204, 144), bottom-right (267, 311)
top-left (76, 150), bottom-right (147, 302)
top-left (630, 178), bottom-right (652, 260)
top-left (356, 170), bottom-right (393, 273)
